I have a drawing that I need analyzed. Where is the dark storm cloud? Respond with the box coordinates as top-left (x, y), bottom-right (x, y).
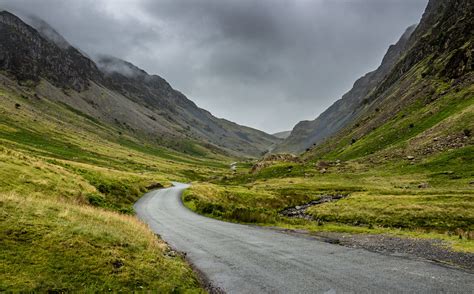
top-left (0, 0), bottom-right (428, 133)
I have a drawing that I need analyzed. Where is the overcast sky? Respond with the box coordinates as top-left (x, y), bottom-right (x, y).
top-left (1, 0), bottom-right (428, 133)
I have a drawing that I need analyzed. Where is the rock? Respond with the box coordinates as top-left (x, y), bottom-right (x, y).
top-left (112, 260), bottom-right (124, 269)
top-left (418, 183), bottom-right (430, 189)
top-left (280, 194), bottom-right (348, 220)
top-left (251, 153), bottom-right (300, 173)
top-left (320, 168), bottom-right (327, 174)
top-left (146, 182), bottom-right (164, 190)
top-left (407, 156), bottom-right (415, 160)
top-left (316, 161), bottom-right (331, 168)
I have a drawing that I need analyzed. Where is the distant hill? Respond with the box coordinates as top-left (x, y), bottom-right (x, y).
top-left (272, 131), bottom-right (291, 139)
top-left (0, 11), bottom-right (280, 157)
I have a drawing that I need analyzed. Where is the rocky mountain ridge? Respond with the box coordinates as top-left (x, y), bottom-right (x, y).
top-left (0, 11), bottom-right (280, 157)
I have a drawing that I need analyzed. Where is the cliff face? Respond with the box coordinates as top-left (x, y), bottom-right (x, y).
top-left (0, 11), bottom-right (102, 92)
top-left (0, 11), bottom-right (280, 157)
top-left (274, 25), bottom-right (417, 154)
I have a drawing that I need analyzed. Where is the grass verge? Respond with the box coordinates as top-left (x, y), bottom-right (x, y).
top-left (0, 193), bottom-right (203, 292)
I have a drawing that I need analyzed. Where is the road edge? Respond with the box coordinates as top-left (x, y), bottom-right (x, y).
top-left (134, 184), bottom-right (226, 293)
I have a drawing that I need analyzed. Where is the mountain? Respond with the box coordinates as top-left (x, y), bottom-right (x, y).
top-left (302, 0), bottom-right (473, 160)
top-left (278, 0), bottom-right (473, 156)
top-left (0, 11), bottom-right (280, 157)
top-left (23, 14), bottom-right (72, 49)
top-left (274, 25), bottom-right (417, 154)
top-left (272, 130), bottom-right (291, 139)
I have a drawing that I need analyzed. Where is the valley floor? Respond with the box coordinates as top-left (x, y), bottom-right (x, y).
top-left (1, 74), bottom-right (473, 290)
top-left (183, 147), bottom-right (474, 257)
top-left (136, 183), bottom-right (474, 293)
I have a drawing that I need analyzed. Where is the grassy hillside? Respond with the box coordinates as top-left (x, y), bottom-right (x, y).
top-left (1, 193), bottom-right (203, 292)
top-left (0, 76), bottom-right (231, 291)
top-left (307, 72), bottom-right (473, 162)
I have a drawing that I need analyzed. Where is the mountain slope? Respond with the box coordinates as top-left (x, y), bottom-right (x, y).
top-left (272, 130), bottom-right (291, 139)
top-left (0, 45), bottom-right (223, 293)
top-left (96, 55), bottom-right (281, 156)
top-left (275, 25), bottom-right (417, 154)
top-left (279, 0), bottom-right (473, 156)
top-left (0, 11), bottom-right (279, 157)
top-left (304, 0), bottom-right (473, 161)
top-left (0, 19), bottom-right (229, 288)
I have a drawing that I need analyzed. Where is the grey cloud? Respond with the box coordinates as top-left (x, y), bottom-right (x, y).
top-left (0, 0), bottom-right (428, 133)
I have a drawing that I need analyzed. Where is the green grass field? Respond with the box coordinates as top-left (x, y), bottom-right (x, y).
top-left (184, 151), bottom-right (474, 252)
top-left (0, 84), bottom-right (231, 291)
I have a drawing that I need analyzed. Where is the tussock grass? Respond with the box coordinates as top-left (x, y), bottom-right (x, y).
top-left (0, 193), bottom-right (203, 292)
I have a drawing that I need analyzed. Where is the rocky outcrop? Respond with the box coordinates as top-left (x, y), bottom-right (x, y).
top-left (279, 194), bottom-right (348, 220)
top-left (250, 153), bottom-right (300, 173)
top-left (298, 0), bottom-right (473, 161)
top-left (0, 11), bottom-right (102, 91)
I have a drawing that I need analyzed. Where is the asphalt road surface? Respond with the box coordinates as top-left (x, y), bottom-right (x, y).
top-left (134, 183), bottom-right (474, 293)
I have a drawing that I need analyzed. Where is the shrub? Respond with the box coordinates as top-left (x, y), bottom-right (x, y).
top-left (226, 207), bottom-right (276, 224)
top-left (87, 193), bottom-right (107, 207)
top-left (196, 202), bottom-right (225, 215)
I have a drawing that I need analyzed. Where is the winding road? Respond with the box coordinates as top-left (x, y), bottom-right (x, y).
top-left (134, 183), bottom-right (474, 293)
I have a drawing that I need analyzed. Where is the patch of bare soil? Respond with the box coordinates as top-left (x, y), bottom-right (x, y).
top-left (277, 195), bottom-right (473, 271)
top-left (276, 229), bottom-right (474, 272)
